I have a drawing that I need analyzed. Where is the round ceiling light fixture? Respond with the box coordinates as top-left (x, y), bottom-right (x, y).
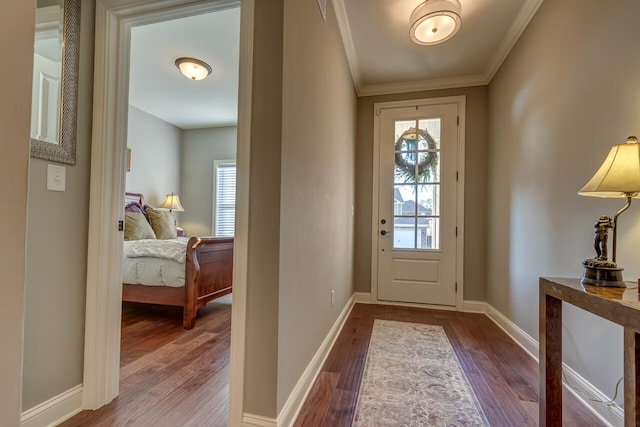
top-left (409, 0), bottom-right (462, 46)
top-left (175, 57), bottom-right (212, 81)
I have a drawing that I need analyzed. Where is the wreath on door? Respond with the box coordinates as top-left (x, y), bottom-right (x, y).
top-left (394, 128), bottom-right (438, 181)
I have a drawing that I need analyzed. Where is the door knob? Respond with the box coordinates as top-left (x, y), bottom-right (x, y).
top-left (380, 230), bottom-right (391, 236)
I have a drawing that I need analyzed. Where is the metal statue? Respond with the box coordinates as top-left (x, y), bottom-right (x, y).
top-left (593, 215), bottom-right (612, 260)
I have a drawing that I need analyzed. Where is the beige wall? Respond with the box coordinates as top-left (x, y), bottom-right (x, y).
top-left (0, 1), bottom-right (33, 423)
top-left (356, 86), bottom-right (489, 301)
top-left (487, 0), bottom-right (640, 403)
top-left (180, 126), bottom-right (237, 237)
top-left (22, 0), bottom-right (95, 412)
top-left (278, 0), bottom-right (357, 411)
top-left (243, 0), bottom-right (284, 417)
top-left (126, 105), bottom-right (182, 207)
top-left (243, 0), bottom-right (357, 417)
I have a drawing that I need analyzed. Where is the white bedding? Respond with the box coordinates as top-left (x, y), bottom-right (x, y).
top-left (122, 238), bottom-right (189, 288)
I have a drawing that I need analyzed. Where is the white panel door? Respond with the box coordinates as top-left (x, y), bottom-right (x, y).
top-left (377, 102), bottom-right (459, 306)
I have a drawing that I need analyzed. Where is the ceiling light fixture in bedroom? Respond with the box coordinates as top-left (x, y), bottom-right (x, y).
top-left (175, 57), bottom-right (212, 81)
top-left (409, 0), bottom-right (462, 46)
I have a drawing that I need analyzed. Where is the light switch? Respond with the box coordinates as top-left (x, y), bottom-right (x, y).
top-left (47, 164), bottom-right (66, 192)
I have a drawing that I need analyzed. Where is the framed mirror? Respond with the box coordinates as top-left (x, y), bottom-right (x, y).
top-left (30, 0), bottom-right (80, 165)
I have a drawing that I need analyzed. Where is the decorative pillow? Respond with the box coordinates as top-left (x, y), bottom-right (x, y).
top-left (125, 201), bottom-right (152, 221)
top-left (147, 208), bottom-right (177, 240)
top-left (124, 212), bottom-right (156, 240)
top-left (125, 201), bottom-right (144, 214)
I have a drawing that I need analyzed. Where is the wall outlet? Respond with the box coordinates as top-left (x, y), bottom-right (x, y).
top-left (331, 290), bottom-right (335, 307)
top-left (47, 164), bottom-right (66, 192)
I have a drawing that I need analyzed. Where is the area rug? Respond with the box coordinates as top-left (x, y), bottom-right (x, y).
top-left (352, 320), bottom-right (489, 426)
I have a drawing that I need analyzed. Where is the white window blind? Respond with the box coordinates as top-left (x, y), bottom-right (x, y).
top-left (214, 161), bottom-right (236, 237)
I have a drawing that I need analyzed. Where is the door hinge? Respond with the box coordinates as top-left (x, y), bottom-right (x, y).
top-left (457, 116), bottom-right (460, 126)
top-left (455, 282), bottom-right (458, 293)
top-left (455, 226), bottom-right (458, 237)
top-left (375, 108), bottom-right (381, 116)
top-left (118, 220), bottom-right (124, 231)
top-left (456, 171), bottom-right (459, 181)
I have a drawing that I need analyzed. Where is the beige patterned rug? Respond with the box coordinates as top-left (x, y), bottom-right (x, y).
top-left (352, 320), bottom-right (489, 426)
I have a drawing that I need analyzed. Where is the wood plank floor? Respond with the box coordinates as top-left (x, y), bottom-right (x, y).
top-left (61, 300), bottom-right (606, 426)
top-left (59, 295), bottom-right (232, 427)
top-left (294, 303), bottom-right (607, 427)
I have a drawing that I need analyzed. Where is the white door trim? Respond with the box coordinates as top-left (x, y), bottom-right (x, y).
top-left (370, 96), bottom-right (466, 310)
top-left (84, 2), bottom-right (249, 426)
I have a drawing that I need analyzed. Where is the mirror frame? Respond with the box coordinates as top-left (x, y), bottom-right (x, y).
top-left (30, 0), bottom-right (80, 165)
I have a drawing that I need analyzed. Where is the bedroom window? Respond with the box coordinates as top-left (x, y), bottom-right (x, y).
top-left (213, 160), bottom-right (236, 237)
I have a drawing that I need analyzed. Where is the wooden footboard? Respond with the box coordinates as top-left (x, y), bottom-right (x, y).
top-left (184, 237), bottom-right (233, 329)
top-left (122, 236), bottom-right (233, 329)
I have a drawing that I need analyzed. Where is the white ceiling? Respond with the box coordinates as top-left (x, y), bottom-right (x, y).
top-left (338, 0), bottom-right (543, 95)
top-left (128, 0), bottom-right (542, 129)
top-left (128, 7), bottom-right (240, 129)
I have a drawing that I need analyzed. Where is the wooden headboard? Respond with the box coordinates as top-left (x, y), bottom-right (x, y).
top-left (125, 192), bottom-right (144, 205)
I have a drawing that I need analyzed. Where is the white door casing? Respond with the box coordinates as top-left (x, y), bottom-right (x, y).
top-left (84, 2), bottom-right (249, 427)
top-left (371, 96), bottom-right (465, 309)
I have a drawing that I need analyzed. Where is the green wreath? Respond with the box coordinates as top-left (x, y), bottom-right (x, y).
top-left (394, 128), bottom-right (437, 179)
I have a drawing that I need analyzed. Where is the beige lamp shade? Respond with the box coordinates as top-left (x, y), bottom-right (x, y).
top-left (579, 136), bottom-right (640, 198)
top-left (159, 193), bottom-right (185, 211)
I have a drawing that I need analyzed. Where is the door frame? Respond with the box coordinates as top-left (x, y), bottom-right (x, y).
top-left (370, 96), bottom-right (466, 309)
top-left (83, 1), bottom-right (251, 426)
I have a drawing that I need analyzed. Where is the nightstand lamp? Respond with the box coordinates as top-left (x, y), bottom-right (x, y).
top-left (159, 193), bottom-right (185, 233)
top-left (159, 193), bottom-right (184, 213)
top-left (578, 136), bottom-right (640, 287)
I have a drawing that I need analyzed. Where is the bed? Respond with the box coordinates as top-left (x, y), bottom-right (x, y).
top-left (122, 192), bottom-right (233, 329)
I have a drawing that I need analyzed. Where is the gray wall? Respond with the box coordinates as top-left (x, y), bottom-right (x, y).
top-left (126, 105), bottom-right (182, 207)
top-left (487, 0), bottom-right (640, 405)
top-left (356, 86), bottom-right (489, 301)
top-left (180, 126), bottom-right (237, 237)
top-left (0, 0), bottom-right (33, 423)
top-left (22, 0), bottom-right (95, 412)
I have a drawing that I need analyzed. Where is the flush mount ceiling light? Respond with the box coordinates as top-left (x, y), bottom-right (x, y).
top-left (409, 0), bottom-right (462, 46)
top-left (174, 57), bottom-right (212, 81)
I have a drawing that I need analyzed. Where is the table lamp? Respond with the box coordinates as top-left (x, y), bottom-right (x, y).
top-left (159, 193), bottom-right (185, 213)
top-left (578, 136), bottom-right (640, 287)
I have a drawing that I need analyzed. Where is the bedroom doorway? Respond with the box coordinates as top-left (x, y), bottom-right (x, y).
top-left (85, 0), bottom-right (250, 425)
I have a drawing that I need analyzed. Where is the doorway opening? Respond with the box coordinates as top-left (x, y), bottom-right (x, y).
top-left (84, 1), bottom-right (250, 425)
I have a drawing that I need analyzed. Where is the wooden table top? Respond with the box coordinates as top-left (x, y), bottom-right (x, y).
top-left (540, 277), bottom-right (640, 330)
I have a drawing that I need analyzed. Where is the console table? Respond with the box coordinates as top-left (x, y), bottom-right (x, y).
top-left (539, 277), bottom-right (640, 426)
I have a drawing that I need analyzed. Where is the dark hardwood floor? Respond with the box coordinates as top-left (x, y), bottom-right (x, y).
top-left (60, 299), bottom-right (605, 426)
top-left (294, 303), bottom-right (607, 427)
top-left (59, 295), bottom-right (232, 427)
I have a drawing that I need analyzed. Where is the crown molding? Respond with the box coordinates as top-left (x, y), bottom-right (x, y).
top-left (484, 0), bottom-right (545, 83)
top-left (332, 0), bottom-right (361, 93)
top-left (334, 0), bottom-right (545, 97)
top-left (358, 73), bottom-right (488, 97)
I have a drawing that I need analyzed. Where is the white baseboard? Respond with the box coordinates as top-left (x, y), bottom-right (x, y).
top-left (20, 385), bottom-right (83, 427)
top-left (353, 291), bottom-right (371, 303)
top-left (463, 300), bottom-right (622, 427)
top-left (243, 413), bottom-right (277, 427)
top-left (274, 294), bottom-right (356, 427)
top-left (482, 301), bottom-right (539, 360)
top-left (562, 364), bottom-right (624, 427)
